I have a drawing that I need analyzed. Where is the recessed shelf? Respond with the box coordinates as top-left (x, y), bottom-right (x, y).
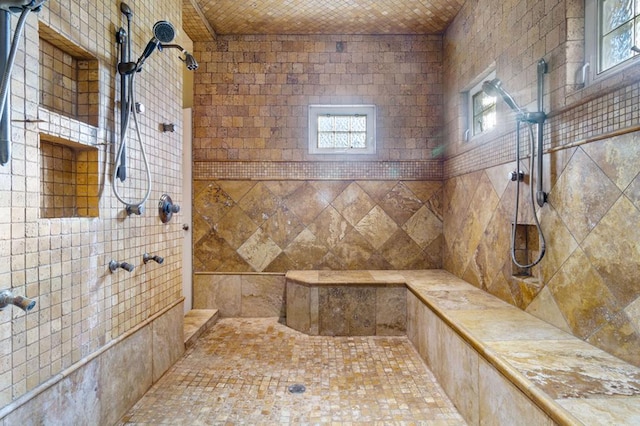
top-left (38, 23), bottom-right (99, 127)
top-left (40, 135), bottom-right (99, 219)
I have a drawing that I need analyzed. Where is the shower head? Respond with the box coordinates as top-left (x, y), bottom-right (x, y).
top-left (120, 2), bottom-right (132, 18)
top-left (153, 20), bottom-right (176, 43)
top-left (0, 0), bottom-right (46, 13)
top-left (160, 43), bottom-right (199, 71)
top-left (482, 78), bottom-right (524, 115)
top-left (137, 20), bottom-right (176, 69)
top-left (183, 52), bottom-right (198, 71)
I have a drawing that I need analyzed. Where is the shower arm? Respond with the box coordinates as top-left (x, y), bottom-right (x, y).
top-left (159, 43), bottom-right (198, 70)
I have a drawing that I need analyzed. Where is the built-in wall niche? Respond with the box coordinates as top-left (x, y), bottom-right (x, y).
top-left (40, 135), bottom-right (99, 219)
top-left (39, 23), bottom-right (99, 127)
top-left (511, 223), bottom-right (539, 277)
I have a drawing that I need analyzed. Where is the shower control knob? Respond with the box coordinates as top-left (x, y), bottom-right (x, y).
top-left (182, 224), bottom-right (189, 231)
top-left (509, 170), bottom-right (524, 182)
top-left (159, 194), bottom-right (179, 223)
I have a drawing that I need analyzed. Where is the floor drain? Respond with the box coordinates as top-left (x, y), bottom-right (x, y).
top-left (288, 384), bottom-right (306, 394)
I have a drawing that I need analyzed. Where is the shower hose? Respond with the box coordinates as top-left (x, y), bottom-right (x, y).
top-left (511, 121), bottom-right (546, 269)
top-left (112, 69), bottom-right (152, 209)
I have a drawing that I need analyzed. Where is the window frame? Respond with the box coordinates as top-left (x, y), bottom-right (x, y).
top-left (308, 105), bottom-right (376, 155)
top-left (465, 70), bottom-right (496, 141)
top-left (585, 0), bottom-right (640, 85)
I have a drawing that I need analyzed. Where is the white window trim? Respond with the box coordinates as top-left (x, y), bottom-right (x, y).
top-left (584, 0), bottom-right (640, 85)
top-left (308, 105), bottom-right (376, 155)
top-left (464, 70), bottom-right (495, 141)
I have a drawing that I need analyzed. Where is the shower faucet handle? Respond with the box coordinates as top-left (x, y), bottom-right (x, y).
top-left (109, 260), bottom-right (135, 273)
top-left (159, 194), bottom-right (179, 223)
top-left (143, 253), bottom-right (164, 264)
top-left (509, 170), bottom-right (524, 182)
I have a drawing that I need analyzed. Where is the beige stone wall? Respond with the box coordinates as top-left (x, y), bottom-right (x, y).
top-left (443, 0), bottom-right (640, 366)
top-left (191, 34), bottom-right (445, 275)
top-left (0, 0), bottom-right (186, 418)
top-left (193, 34), bottom-right (443, 162)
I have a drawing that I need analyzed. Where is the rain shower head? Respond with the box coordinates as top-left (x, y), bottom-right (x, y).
top-left (482, 78), bottom-right (524, 114)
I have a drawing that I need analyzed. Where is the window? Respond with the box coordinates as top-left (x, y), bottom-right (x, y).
top-left (466, 71), bottom-right (496, 140)
top-left (308, 105), bottom-right (376, 155)
top-left (585, 0), bottom-right (640, 82)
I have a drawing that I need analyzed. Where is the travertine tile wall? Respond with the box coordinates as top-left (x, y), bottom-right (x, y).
top-left (193, 180), bottom-right (443, 272)
top-left (192, 34), bottom-right (445, 311)
top-left (193, 34), bottom-right (443, 161)
top-left (0, 0), bottom-right (186, 420)
top-left (442, 0), bottom-right (640, 366)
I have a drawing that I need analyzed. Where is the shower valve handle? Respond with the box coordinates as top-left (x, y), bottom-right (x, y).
top-left (509, 171), bottom-right (524, 182)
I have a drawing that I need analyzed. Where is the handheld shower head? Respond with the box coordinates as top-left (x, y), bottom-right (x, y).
top-left (482, 78), bottom-right (524, 114)
top-left (137, 20), bottom-right (176, 69)
top-left (153, 20), bottom-right (175, 43)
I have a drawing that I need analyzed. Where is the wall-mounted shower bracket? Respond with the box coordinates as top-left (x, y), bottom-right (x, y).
top-left (159, 194), bottom-right (180, 223)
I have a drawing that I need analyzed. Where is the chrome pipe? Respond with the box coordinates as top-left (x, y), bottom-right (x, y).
top-left (0, 289), bottom-right (36, 312)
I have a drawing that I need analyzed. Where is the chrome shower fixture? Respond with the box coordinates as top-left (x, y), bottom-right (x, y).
top-left (159, 194), bottom-right (180, 223)
top-left (0, 289), bottom-right (35, 312)
top-left (482, 78), bottom-right (546, 124)
top-left (143, 253), bottom-right (164, 264)
top-left (0, 0), bottom-right (45, 12)
top-left (117, 20), bottom-right (176, 75)
top-left (126, 203), bottom-right (144, 216)
top-left (109, 260), bottom-right (135, 273)
top-left (159, 43), bottom-right (199, 71)
top-left (0, 0), bottom-right (46, 166)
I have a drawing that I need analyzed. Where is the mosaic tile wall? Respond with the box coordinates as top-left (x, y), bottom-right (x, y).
top-left (194, 180), bottom-right (443, 272)
top-left (0, 0), bottom-right (186, 419)
top-left (442, 0), bottom-right (640, 366)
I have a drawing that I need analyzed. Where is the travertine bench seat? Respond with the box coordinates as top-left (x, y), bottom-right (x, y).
top-left (285, 270), bottom-right (640, 425)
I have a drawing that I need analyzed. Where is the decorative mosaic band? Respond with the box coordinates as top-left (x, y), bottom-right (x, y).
top-left (445, 79), bottom-right (640, 179)
top-left (194, 160), bottom-right (443, 180)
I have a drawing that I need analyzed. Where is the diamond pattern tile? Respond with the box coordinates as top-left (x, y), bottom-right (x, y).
top-left (194, 180), bottom-right (443, 272)
top-left (331, 183), bottom-right (376, 227)
top-left (354, 206), bottom-right (398, 250)
top-left (237, 229), bottom-right (282, 272)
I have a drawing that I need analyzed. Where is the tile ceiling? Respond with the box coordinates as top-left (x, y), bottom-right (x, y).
top-left (182, 0), bottom-right (465, 41)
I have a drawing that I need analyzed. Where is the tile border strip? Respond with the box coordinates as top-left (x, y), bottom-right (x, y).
top-left (194, 160), bottom-right (443, 180)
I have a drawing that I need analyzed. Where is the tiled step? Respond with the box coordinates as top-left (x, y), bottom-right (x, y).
top-left (184, 309), bottom-right (219, 348)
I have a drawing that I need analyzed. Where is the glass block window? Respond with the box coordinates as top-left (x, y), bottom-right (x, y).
top-left (599, 0), bottom-right (639, 72)
top-left (465, 71), bottom-right (496, 140)
top-left (471, 89), bottom-right (496, 136)
top-left (308, 105), bottom-right (376, 155)
top-left (586, 0), bottom-right (640, 81)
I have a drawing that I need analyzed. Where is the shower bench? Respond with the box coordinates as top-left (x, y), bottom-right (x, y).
top-left (285, 270), bottom-right (640, 425)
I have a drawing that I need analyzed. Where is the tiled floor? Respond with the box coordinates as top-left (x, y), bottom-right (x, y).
top-left (119, 318), bottom-right (466, 425)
